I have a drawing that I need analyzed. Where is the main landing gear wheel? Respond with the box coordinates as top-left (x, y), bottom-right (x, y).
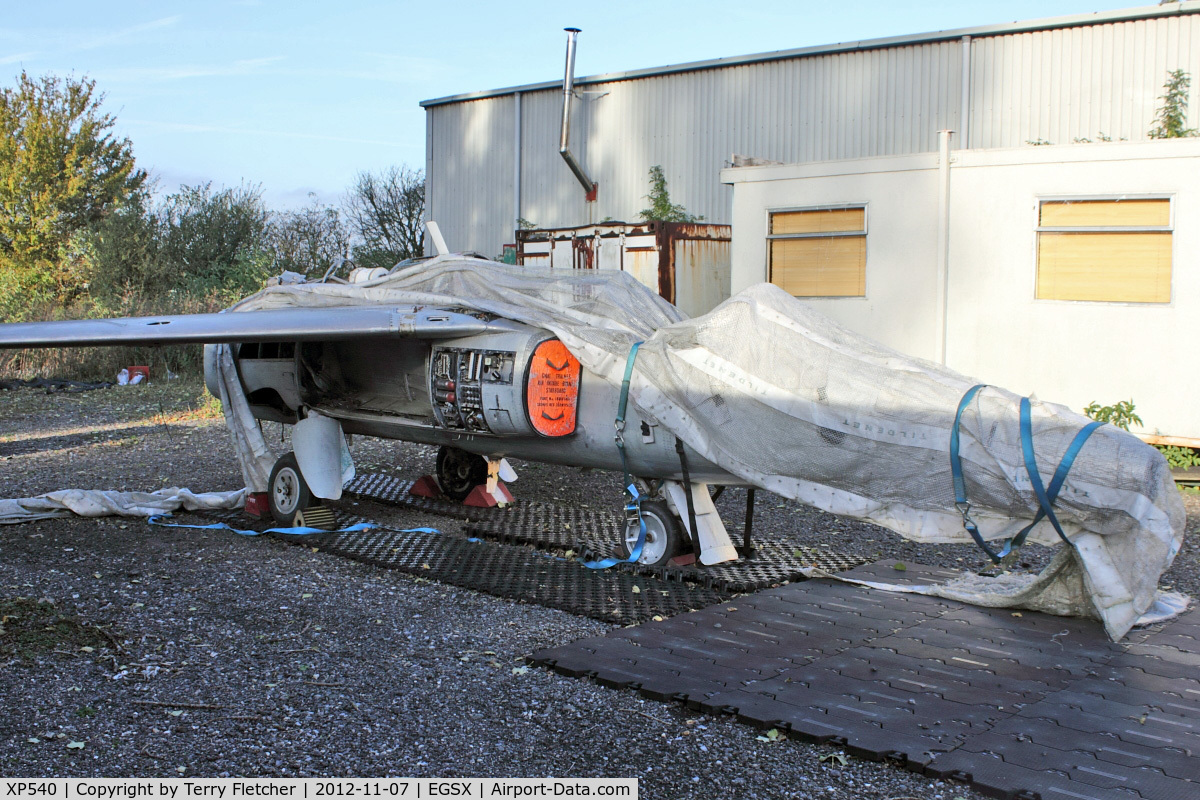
top-left (618, 499), bottom-right (684, 567)
top-left (268, 452), bottom-right (314, 526)
top-left (436, 446), bottom-right (488, 502)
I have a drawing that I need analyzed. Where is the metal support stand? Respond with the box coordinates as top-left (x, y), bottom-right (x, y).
top-left (674, 437), bottom-right (701, 556)
top-left (740, 488), bottom-right (757, 558)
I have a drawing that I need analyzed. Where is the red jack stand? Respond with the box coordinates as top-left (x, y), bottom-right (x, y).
top-left (408, 475), bottom-right (443, 499)
top-left (244, 492), bottom-right (270, 519)
top-left (463, 482), bottom-right (514, 508)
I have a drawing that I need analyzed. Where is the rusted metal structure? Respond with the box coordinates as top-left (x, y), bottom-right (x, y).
top-left (515, 221), bottom-right (731, 317)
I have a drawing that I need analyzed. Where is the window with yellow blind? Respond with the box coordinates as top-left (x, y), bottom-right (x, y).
top-left (1036, 198), bottom-right (1173, 303)
top-left (768, 206), bottom-right (867, 297)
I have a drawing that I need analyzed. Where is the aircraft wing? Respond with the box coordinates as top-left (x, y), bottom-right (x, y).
top-left (0, 306), bottom-right (492, 348)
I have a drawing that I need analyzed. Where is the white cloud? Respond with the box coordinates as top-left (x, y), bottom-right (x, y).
top-left (95, 56), bottom-right (285, 83)
top-left (0, 52), bottom-right (36, 65)
top-left (78, 16), bottom-right (181, 51)
top-left (123, 118), bottom-right (410, 149)
top-left (0, 15), bottom-right (181, 66)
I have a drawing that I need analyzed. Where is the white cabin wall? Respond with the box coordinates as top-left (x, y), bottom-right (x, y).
top-left (724, 139), bottom-right (1200, 437)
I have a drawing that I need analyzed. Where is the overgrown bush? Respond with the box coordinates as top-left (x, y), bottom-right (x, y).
top-left (0, 70), bottom-right (426, 381)
top-left (344, 166), bottom-right (425, 270)
top-left (272, 194), bottom-right (351, 279)
top-left (0, 291), bottom-right (226, 381)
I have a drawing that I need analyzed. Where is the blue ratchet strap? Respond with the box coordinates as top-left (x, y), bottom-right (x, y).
top-left (950, 385), bottom-right (1003, 560)
top-left (1020, 397), bottom-right (1103, 549)
top-left (583, 483), bottom-right (647, 569)
top-left (951, 385), bottom-right (1101, 562)
top-left (147, 515), bottom-right (438, 538)
top-left (584, 342), bottom-right (648, 570)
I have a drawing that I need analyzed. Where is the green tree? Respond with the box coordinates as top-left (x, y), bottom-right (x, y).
top-left (0, 72), bottom-right (146, 316)
top-left (79, 191), bottom-right (159, 306)
top-left (154, 182), bottom-right (274, 299)
top-left (272, 194), bottom-right (350, 279)
top-left (1148, 69), bottom-right (1198, 139)
top-left (344, 165), bottom-right (425, 269)
top-left (638, 165), bottom-right (702, 223)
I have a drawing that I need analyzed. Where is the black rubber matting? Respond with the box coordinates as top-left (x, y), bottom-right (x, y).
top-left (529, 559), bottom-right (1200, 800)
top-left (193, 509), bottom-right (725, 625)
top-left (344, 473), bottom-right (482, 520)
top-left (346, 473), bottom-right (871, 593)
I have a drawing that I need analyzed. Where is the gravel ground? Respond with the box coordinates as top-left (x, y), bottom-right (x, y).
top-left (1, 380), bottom-right (1195, 796)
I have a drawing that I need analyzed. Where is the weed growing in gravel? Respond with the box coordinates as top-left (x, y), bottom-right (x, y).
top-left (0, 597), bottom-right (110, 662)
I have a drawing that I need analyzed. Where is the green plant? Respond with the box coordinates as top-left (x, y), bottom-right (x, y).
top-left (1082, 399), bottom-right (1200, 469)
top-left (638, 165), bottom-right (702, 223)
top-left (1149, 69), bottom-right (1198, 139)
top-left (1156, 445), bottom-right (1200, 469)
top-left (1083, 399), bottom-right (1143, 431)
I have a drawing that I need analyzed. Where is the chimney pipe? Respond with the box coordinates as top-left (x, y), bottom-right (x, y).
top-left (559, 27), bottom-right (597, 201)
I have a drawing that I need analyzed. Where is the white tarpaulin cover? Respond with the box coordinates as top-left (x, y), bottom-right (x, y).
top-left (0, 488), bottom-right (246, 524)
top-left (210, 255), bottom-right (1186, 640)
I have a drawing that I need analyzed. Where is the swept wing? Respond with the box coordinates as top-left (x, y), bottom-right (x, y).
top-left (0, 306), bottom-right (491, 348)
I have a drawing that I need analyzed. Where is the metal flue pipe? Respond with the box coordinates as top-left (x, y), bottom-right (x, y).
top-left (559, 27), bottom-right (597, 200)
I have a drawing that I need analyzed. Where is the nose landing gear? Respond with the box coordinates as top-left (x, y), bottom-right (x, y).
top-left (268, 452), bottom-right (313, 526)
top-left (617, 498), bottom-right (685, 567)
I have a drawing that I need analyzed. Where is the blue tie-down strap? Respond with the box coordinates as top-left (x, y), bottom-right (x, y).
top-left (1020, 396), bottom-right (1102, 549)
top-left (584, 484), bottom-right (647, 570)
top-left (950, 385), bottom-right (1101, 562)
top-left (147, 515), bottom-right (439, 538)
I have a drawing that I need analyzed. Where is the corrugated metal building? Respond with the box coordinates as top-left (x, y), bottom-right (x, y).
top-left (421, 2), bottom-right (1200, 257)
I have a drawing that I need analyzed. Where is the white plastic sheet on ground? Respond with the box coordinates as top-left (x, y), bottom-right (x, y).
top-left (0, 488), bottom-right (246, 524)
top-left (192, 256), bottom-right (1188, 639)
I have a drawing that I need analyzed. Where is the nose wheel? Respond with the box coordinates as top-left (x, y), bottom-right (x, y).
top-left (268, 452), bottom-right (314, 526)
top-left (617, 499), bottom-right (684, 567)
top-left (436, 446), bottom-right (489, 501)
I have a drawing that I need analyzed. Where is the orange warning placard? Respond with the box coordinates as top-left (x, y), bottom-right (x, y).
top-left (526, 339), bottom-right (581, 437)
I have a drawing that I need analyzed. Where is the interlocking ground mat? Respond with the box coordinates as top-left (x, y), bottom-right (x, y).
top-left (530, 560), bottom-right (1200, 800)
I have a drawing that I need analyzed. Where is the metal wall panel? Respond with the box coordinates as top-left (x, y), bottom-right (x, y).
top-left (426, 97), bottom-right (515, 256)
top-left (969, 15), bottom-right (1200, 148)
top-left (426, 10), bottom-right (1200, 256)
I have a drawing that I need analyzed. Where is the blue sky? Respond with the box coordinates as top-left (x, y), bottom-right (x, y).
top-left (3, 0), bottom-right (1141, 209)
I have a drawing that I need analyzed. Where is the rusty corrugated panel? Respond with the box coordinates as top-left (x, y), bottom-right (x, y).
top-left (514, 222), bottom-right (732, 315)
top-left (655, 222), bottom-right (673, 304)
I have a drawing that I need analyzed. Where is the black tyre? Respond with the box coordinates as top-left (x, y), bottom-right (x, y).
top-left (617, 499), bottom-right (684, 567)
top-left (268, 452), bottom-right (314, 526)
top-left (436, 446), bottom-right (488, 501)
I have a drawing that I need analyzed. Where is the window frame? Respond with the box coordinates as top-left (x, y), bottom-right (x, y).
top-left (1034, 194), bottom-right (1175, 305)
top-left (766, 203), bottom-right (869, 299)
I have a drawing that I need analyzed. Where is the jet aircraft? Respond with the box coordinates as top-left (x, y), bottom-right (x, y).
top-left (0, 229), bottom-right (1184, 644)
